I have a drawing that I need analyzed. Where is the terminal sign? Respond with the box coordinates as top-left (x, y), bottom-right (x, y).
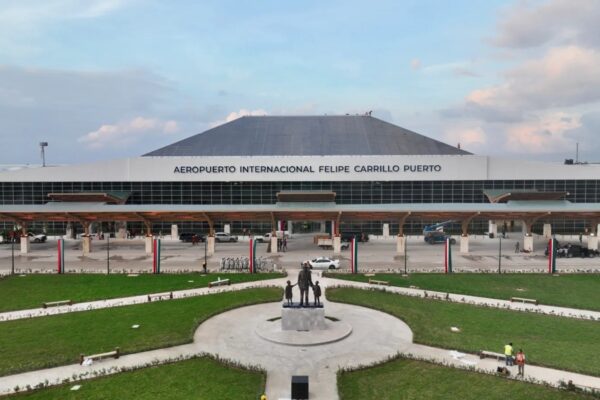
top-left (173, 164), bottom-right (442, 174)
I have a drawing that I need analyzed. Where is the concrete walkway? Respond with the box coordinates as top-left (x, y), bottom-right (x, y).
top-left (0, 270), bottom-right (599, 398)
top-left (325, 276), bottom-right (600, 321)
top-left (0, 277), bottom-right (289, 322)
top-left (1, 271), bottom-right (598, 322)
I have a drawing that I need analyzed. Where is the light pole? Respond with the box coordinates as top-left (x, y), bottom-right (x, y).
top-left (404, 235), bottom-right (408, 275)
top-left (11, 237), bottom-right (15, 275)
top-left (39, 142), bottom-right (48, 167)
top-left (498, 235), bottom-right (502, 274)
top-left (204, 238), bottom-right (207, 273)
top-left (106, 233), bottom-right (110, 275)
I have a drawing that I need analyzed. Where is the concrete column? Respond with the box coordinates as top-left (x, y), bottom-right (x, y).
top-left (320, 221), bottom-right (326, 233)
top-left (145, 235), bottom-right (153, 254)
top-left (224, 224), bottom-right (231, 234)
top-left (82, 236), bottom-right (92, 255)
top-left (543, 224), bottom-right (552, 239)
top-left (66, 222), bottom-right (74, 239)
top-left (20, 236), bottom-right (30, 254)
top-left (460, 235), bottom-right (469, 254)
top-left (270, 236), bottom-right (278, 254)
top-left (171, 224), bottom-right (178, 240)
top-left (588, 235), bottom-right (598, 251)
top-left (288, 221), bottom-right (293, 235)
top-left (89, 223), bottom-right (96, 235)
top-left (333, 235), bottom-right (341, 254)
top-left (524, 235), bottom-right (534, 252)
top-left (382, 223), bottom-right (390, 238)
top-left (488, 221), bottom-right (497, 237)
top-left (117, 222), bottom-right (127, 239)
top-left (396, 235), bottom-right (406, 255)
top-left (207, 236), bottom-right (215, 256)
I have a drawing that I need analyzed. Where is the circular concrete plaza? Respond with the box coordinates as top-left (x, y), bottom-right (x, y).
top-left (195, 297), bottom-right (413, 400)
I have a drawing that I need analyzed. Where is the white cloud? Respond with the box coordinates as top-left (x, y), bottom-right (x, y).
top-left (505, 112), bottom-right (581, 154)
top-left (492, 0), bottom-right (600, 49)
top-left (444, 126), bottom-right (486, 150)
top-left (472, 46), bottom-right (600, 111)
top-left (0, 0), bottom-right (131, 54)
top-left (440, 1), bottom-right (600, 159)
top-left (209, 108), bottom-right (268, 128)
top-left (78, 117), bottom-right (178, 149)
top-left (443, 46), bottom-right (600, 123)
top-left (410, 58), bottom-right (422, 70)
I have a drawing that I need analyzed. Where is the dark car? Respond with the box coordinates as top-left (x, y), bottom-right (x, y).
top-left (558, 244), bottom-right (598, 258)
top-left (340, 231), bottom-right (369, 242)
top-left (179, 232), bottom-right (205, 243)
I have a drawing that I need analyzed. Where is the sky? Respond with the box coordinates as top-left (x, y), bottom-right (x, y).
top-left (1, 0), bottom-right (599, 165)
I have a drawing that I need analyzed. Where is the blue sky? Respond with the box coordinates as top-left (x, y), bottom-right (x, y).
top-left (1, 0), bottom-right (599, 164)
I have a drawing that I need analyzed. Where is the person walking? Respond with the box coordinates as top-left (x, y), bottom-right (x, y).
top-left (514, 241), bottom-right (520, 253)
top-left (504, 342), bottom-right (514, 366)
top-left (516, 349), bottom-right (526, 376)
top-left (282, 236), bottom-right (287, 252)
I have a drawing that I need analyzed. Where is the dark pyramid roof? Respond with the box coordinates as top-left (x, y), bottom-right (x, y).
top-left (143, 115), bottom-right (470, 156)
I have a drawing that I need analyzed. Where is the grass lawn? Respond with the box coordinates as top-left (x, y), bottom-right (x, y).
top-left (10, 357), bottom-right (265, 400)
top-left (0, 287), bottom-right (282, 376)
top-left (327, 287), bottom-right (600, 376)
top-left (0, 273), bottom-right (283, 312)
top-left (338, 357), bottom-right (594, 400)
top-left (325, 273), bottom-right (600, 311)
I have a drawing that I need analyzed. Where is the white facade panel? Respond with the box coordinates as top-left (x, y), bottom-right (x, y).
top-left (0, 155), bottom-right (598, 182)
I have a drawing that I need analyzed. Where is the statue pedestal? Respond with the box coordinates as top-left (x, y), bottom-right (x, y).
top-left (281, 305), bottom-right (326, 331)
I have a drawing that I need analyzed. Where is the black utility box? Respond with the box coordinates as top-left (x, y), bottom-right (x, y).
top-left (291, 375), bottom-right (309, 399)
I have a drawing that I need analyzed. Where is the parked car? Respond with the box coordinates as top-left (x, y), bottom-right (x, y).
top-left (252, 231), bottom-right (291, 243)
top-left (179, 232), bottom-right (205, 243)
top-left (557, 244), bottom-right (598, 258)
top-left (424, 231), bottom-right (455, 245)
top-left (317, 238), bottom-right (350, 250)
top-left (214, 232), bottom-right (238, 243)
top-left (305, 257), bottom-right (340, 270)
top-left (28, 232), bottom-right (47, 243)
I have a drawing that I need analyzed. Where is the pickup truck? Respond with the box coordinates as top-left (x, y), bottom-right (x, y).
top-left (252, 231), bottom-right (291, 243)
top-left (317, 238), bottom-right (349, 250)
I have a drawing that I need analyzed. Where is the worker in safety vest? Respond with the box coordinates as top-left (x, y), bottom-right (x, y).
top-left (516, 349), bottom-right (526, 376)
top-left (504, 342), bottom-right (514, 366)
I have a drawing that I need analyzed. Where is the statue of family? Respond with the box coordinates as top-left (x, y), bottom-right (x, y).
top-left (285, 263), bottom-right (322, 306)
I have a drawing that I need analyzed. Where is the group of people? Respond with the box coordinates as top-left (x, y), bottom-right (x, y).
top-left (285, 263), bottom-right (321, 306)
top-left (504, 342), bottom-right (526, 376)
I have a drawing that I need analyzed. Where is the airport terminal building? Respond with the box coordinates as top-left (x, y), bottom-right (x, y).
top-left (1, 115), bottom-right (600, 253)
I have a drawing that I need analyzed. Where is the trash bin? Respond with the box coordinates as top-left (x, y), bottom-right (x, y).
top-left (489, 233), bottom-right (495, 238)
top-left (291, 375), bottom-right (308, 399)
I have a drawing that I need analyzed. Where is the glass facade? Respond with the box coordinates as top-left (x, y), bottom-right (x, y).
top-left (1, 180), bottom-right (598, 235)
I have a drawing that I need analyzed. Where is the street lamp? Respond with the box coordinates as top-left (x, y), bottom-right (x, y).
top-left (106, 233), bottom-right (110, 275)
top-left (203, 238), bottom-right (207, 274)
top-left (498, 235), bottom-right (502, 274)
top-left (404, 235), bottom-right (408, 275)
top-left (39, 142), bottom-right (48, 167)
top-left (11, 237), bottom-right (15, 275)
